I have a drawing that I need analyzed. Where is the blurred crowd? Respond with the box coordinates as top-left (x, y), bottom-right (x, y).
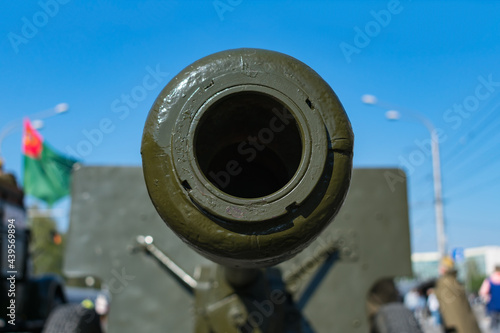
top-left (404, 258), bottom-right (500, 333)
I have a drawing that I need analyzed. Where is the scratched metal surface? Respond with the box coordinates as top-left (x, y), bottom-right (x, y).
top-left (141, 48), bottom-right (354, 268)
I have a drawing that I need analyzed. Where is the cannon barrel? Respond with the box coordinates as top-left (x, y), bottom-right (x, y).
top-left (141, 48), bottom-right (354, 268)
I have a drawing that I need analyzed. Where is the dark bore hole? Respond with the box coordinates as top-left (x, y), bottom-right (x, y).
top-left (195, 92), bottom-right (303, 199)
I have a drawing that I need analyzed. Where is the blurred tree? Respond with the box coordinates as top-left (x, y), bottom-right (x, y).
top-left (29, 205), bottom-right (65, 276)
top-left (465, 258), bottom-right (487, 294)
top-left (28, 206), bottom-right (101, 288)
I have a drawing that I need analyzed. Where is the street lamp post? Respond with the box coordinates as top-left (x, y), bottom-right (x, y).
top-left (362, 95), bottom-right (447, 259)
top-left (0, 103), bottom-right (69, 165)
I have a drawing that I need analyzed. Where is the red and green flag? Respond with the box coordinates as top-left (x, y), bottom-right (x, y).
top-left (23, 119), bottom-right (77, 205)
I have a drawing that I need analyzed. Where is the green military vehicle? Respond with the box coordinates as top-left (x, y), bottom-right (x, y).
top-left (61, 49), bottom-right (421, 333)
top-left (0, 173), bottom-right (67, 332)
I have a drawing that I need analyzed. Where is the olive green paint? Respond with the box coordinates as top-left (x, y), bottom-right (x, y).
top-left (141, 48), bottom-right (354, 268)
top-left (64, 167), bottom-right (412, 333)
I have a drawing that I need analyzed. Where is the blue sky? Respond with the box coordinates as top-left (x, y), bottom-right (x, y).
top-left (1, 0), bottom-right (499, 253)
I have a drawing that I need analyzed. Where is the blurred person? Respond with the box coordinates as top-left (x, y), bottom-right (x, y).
top-left (427, 288), bottom-right (441, 326)
top-left (480, 265), bottom-right (500, 331)
top-left (95, 293), bottom-right (110, 333)
top-left (435, 256), bottom-right (481, 333)
top-left (405, 288), bottom-right (421, 313)
top-left (405, 288), bottom-right (426, 321)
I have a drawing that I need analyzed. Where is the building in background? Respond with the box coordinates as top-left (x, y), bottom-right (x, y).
top-left (412, 246), bottom-right (500, 291)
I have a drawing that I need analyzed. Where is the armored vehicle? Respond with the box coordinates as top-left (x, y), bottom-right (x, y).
top-left (0, 173), bottom-right (66, 332)
top-left (61, 49), bottom-right (420, 333)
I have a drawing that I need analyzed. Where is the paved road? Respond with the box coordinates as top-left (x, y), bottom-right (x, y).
top-left (419, 304), bottom-right (499, 333)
